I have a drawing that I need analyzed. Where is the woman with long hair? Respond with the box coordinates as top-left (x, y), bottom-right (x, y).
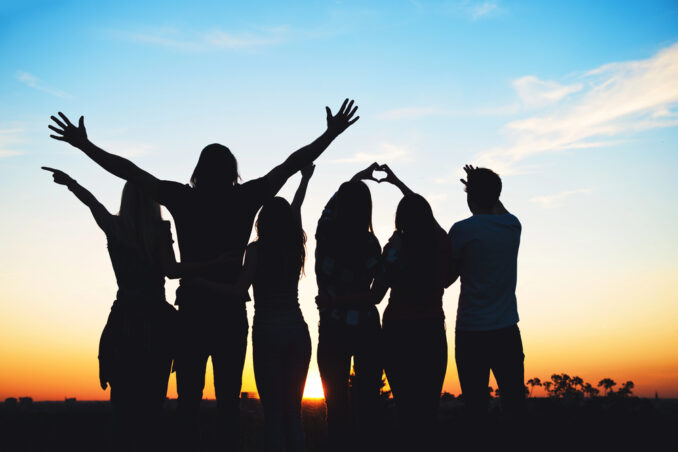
top-left (373, 164), bottom-right (453, 451)
top-left (314, 163), bottom-right (387, 452)
top-left (189, 164), bottom-right (315, 452)
top-left (41, 167), bottom-right (226, 451)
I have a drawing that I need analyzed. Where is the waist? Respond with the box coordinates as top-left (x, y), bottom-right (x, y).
top-left (115, 287), bottom-right (166, 304)
top-left (319, 306), bottom-right (380, 327)
top-left (254, 305), bottom-right (305, 326)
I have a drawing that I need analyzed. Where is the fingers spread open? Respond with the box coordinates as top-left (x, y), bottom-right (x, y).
top-left (50, 115), bottom-right (66, 129)
top-left (339, 98), bottom-right (349, 114)
top-left (58, 112), bottom-right (74, 127)
top-left (50, 135), bottom-right (67, 141)
top-left (348, 116), bottom-right (360, 125)
top-left (48, 125), bottom-right (64, 134)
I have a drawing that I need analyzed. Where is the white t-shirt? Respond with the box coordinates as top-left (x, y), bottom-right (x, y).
top-left (449, 213), bottom-right (521, 331)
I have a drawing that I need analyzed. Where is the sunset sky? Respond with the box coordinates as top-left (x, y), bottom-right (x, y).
top-left (1, 0), bottom-right (677, 400)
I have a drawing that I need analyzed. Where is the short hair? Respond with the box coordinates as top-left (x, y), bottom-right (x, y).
top-left (465, 168), bottom-right (502, 209)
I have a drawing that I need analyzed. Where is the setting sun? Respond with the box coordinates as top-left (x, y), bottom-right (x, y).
top-left (303, 371), bottom-right (325, 399)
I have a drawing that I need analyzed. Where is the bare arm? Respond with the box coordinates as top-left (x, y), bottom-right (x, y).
top-left (49, 113), bottom-right (160, 199)
top-left (290, 164), bottom-right (315, 218)
top-left (266, 99), bottom-right (359, 196)
top-left (42, 167), bottom-right (113, 233)
top-left (157, 241), bottom-right (240, 280)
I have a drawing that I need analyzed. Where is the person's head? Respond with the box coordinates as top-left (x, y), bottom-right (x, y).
top-left (394, 194), bottom-right (438, 291)
top-left (334, 180), bottom-right (373, 235)
top-left (190, 143), bottom-right (240, 191)
top-left (256, 197), bottom-right (306, 277)
top-left (117, 181), bottom-right (162, 262)
top-left (465, 167), bottom-right (501, 213)
top-left (395, 193), bottom-right (436, 237)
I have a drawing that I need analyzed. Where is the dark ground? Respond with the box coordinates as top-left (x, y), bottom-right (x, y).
top-left (0, 397), bottom-right (675, 451)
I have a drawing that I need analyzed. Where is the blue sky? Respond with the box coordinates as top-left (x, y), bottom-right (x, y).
top-left (1, 0), bottom-right (678, 398)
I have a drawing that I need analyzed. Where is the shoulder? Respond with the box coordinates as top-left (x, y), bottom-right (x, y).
top-left (157, 180), bottom-right (191, 205)
top-left (238, 177), bottom-right (270, 197)
top-left (449, 216), bottom-right (474, 235)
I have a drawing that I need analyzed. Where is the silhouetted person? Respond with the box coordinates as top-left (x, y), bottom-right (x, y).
top-left (449, 165), bottom-right (525, 440)
top-left (41, 168), bottom-right (182, 451)
top-left (187, 164), bottom-right (316, 452)
top-left (48, 101), bottom-right (359, 450)
top-left (314, 164), bottom-right (386, 452)
top-left (371, 165), bottom-right (453, 451)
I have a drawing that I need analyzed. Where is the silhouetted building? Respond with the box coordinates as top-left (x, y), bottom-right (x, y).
top-left (19, 397), bottom-right (33, 410)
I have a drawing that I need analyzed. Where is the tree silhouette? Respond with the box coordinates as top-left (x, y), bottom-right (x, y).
top-left (543, 381), bottom-right (553, 397)
top-left (583, 382), bottom-right (599, 398)
top-left (526, 377), bottom-right (542, 397)
top-left (617, 381), bottom-right (634, 398)
top-left (598, 378), bottom-right (617, 396)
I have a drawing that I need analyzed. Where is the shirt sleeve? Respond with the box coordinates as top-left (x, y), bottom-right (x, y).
top-left (156, 180), bottom-right (190, 211)
top-left (449, 221), bottom-right (469, 260)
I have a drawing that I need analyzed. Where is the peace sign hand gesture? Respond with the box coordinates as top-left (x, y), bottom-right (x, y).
top-left (325, 99), bottom-right (360, 136)
top-left (49, 112), bottom-right (88, 149)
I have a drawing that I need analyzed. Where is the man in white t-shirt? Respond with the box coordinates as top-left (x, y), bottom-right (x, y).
top-left (448, 165), bottom-right (526, 425)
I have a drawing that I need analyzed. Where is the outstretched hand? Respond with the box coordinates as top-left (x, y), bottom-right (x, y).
top-left (42, 166), bottom-right (75, 186)
top-left (49, 112), bottom-right (88, 149)
top-left (326, 99), bottom-right (359, 135)
top-left (377, 164), bottom-right (399, 185)
top-left (351, 162), bottom-right (381, 183)
top-left (301, 163), bottom-right (316, 180)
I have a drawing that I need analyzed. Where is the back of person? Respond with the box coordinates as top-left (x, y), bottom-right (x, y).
top-left (157, 178), bottom-right (270, 302)
top-left (252, 241), bottom-right (300, 311)
top-left (106, 218), bottom-right (170, 305)
top-left (382, 227), bottom-right (451, 323)
top-left (450, 213), bottom-right (521, 331)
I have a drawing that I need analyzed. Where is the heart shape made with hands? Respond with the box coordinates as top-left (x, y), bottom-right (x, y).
top-left (373, 169), bottom-right (388, 182)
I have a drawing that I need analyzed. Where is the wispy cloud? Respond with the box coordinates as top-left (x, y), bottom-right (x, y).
top-left (0, 128), bottom-right (25, 158)
top-left (332, 143), bottom-right (411, 164)
top-left (512, 76), bottom-right (582, 108)
top-left (445, 1), bottom-right (502, 20)
top-left (530, 188), bottom-right (592, 208)
top-left (468, 1), bottom-right (498, 20)
top-left (111, 26), bottom-right (293, 51)
top-left (15, 71), bottom-right (69, 98)
top-left (475, 42), bottom-right (678, 172)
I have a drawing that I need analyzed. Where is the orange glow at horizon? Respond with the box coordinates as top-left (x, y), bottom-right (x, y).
top-left (303, 371), bottom-right (325, 399)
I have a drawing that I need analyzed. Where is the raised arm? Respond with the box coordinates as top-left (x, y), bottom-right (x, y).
top-left (378, 164), bottom-right (415, 197)
top-left (42, 167), bottom-right (113, 233)
top-left (265, 99), bottom-right (359, 196)
top-left (291, 164), bottom-right (315, 218)
top-left (49, 113), bottom-right (160, 199)
top-left (379, 164), bottom-right (446, 232)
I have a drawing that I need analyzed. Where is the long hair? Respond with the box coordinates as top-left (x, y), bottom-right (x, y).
top-left (394, 194), bottom-right (438, 295)
top-left (255, 197), bottom-right (307, 279)
top-left (190, 143), bottom-right (240, 191)
top-left (117, 182), bottom-right (163, 263)
top-left (330, 181), bottom-right (374, 259)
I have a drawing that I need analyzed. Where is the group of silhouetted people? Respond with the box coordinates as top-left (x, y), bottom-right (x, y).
top-left (44, 99), bottom-right (525, 451)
